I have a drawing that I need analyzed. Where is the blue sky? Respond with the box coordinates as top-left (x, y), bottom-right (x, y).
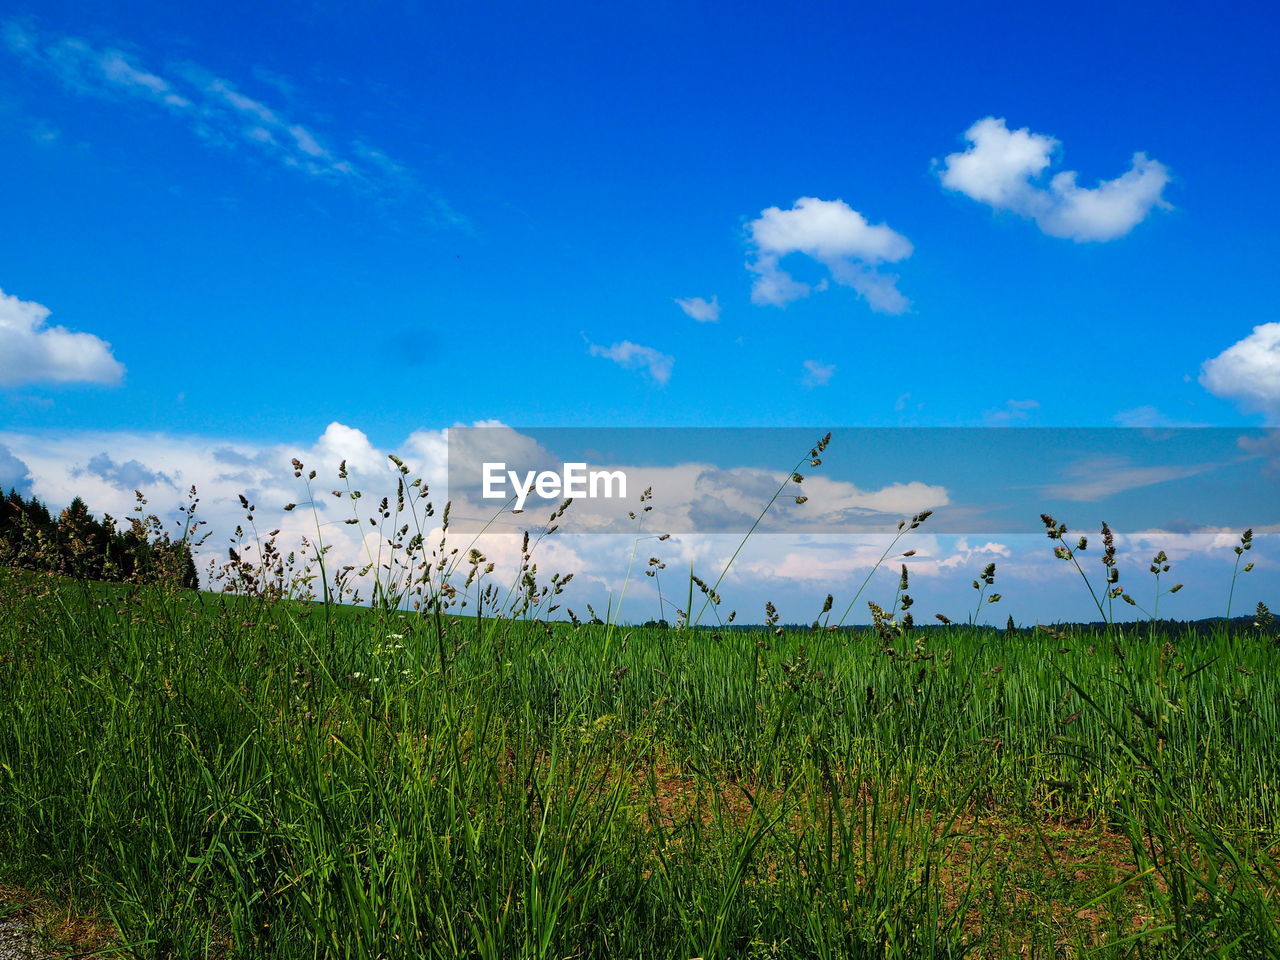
top-left (2, 0), bottom-right (1278, 620)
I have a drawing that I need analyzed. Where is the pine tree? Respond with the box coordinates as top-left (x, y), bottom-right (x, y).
top-left (0, 488), bottom-right (197, 588)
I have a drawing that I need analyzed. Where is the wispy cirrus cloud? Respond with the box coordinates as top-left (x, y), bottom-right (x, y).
top-left (2, 21), bottom-right (190, 108)
top-left (801, 360), bottom-right (835, 387)
top-left (1112, 406), bottom-right (1203, 429)
top-left (1039, 455), bottom-right (1228, 502)
top-left (983, 398), bottom-right (1039, 425)
top-left (675, 295), bottom-right (720, 323)
top-left (938, 117), bottom-right (1171, 242)
top-left (2, 18), bottom-right (445, 210)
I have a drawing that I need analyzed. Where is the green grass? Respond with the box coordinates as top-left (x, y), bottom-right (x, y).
top-left (1, 567), bottom-right (1278, 958)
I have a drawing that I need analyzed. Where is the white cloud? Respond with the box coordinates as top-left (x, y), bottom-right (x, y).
top-left (675, 295), bottom-right (720, 323)
top-left (802, 360), bottom-right (835, 387)
top-left (1114, 405), bottom-right (1167, 428)
top-left (177, 66), bottom-right (350, 177)
top-left (983, 398), bottom-right (1039, 425)
top-left (77, 452), bottom-right (175, 490)
top-left (1112, 405), bottom-right (1201, 428)
top-left (1200, 323), bottom-right (1280, 421)
top-left (588, 340), bottom-right (674, 385)
top-left (1039, 455), bottom-right (1229, 502)
top-left (2, 20), bottom-right (413, 194)
top-left (733, 540), bottom-right (905, 585)
top-left (935, 539), bottom-right (1012, 571)
top-left (0, 287), bottom-right (124, 387)
top-left (0, 443), bottom-right (32, 494)
top-left (939, 117), bottom-right (1171, 242)
top-left (680, 469), bottom-right (949, 533)
top-left (745, 197), bottom-right (913, 313)
top-left (940, 117), bottom-right (1054, 209)
top-left (1, 22), bottom-right (189, 109)
top-left (732, 534), bottom-right (1010, 586)
top-left (30, 119), bottom-right (60, 145)
top-left (98, 48), bottom-right (190, 107)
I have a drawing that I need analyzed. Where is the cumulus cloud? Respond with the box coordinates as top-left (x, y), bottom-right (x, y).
top-left (674, 468), bottom-right (949, 534)
top-left (939, 117), bottom-right (1171, 241)
top-left (745, 197), bottom-right (913, 313)
top-left (935, 539), bottom-right (1012, 571)
top-left (588, 340), bottom-right (674, 385)
top-left (675, 295), bottom-right (720, 323)
top-left (78, 452), bottom-right (175, 491)
top-left (0, 444), bottom-right (33, 494)
top-left (0, 287), bottom-right (124, 387)
top-left (1200, 323), bottom-right (1280, 421)
top-left (802, 360), bottom-right (835, 387)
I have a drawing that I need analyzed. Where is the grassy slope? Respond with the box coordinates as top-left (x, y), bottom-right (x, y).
top-left (1, 567), bottom-right (1278, 958)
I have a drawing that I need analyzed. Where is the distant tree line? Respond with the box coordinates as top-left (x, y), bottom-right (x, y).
top-left (0, 489), bottom-right (198, 588)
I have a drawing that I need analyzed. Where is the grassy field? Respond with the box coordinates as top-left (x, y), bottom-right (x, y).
top-left (1, 563), bottom-right (1279, 958)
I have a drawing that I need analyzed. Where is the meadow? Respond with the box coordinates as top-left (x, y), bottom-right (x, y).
top-left (1, 443), bottom-right (1278, 958)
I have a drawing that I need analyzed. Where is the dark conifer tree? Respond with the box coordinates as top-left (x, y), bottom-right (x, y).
top-left (0, 488), bottom-right (197, 588)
